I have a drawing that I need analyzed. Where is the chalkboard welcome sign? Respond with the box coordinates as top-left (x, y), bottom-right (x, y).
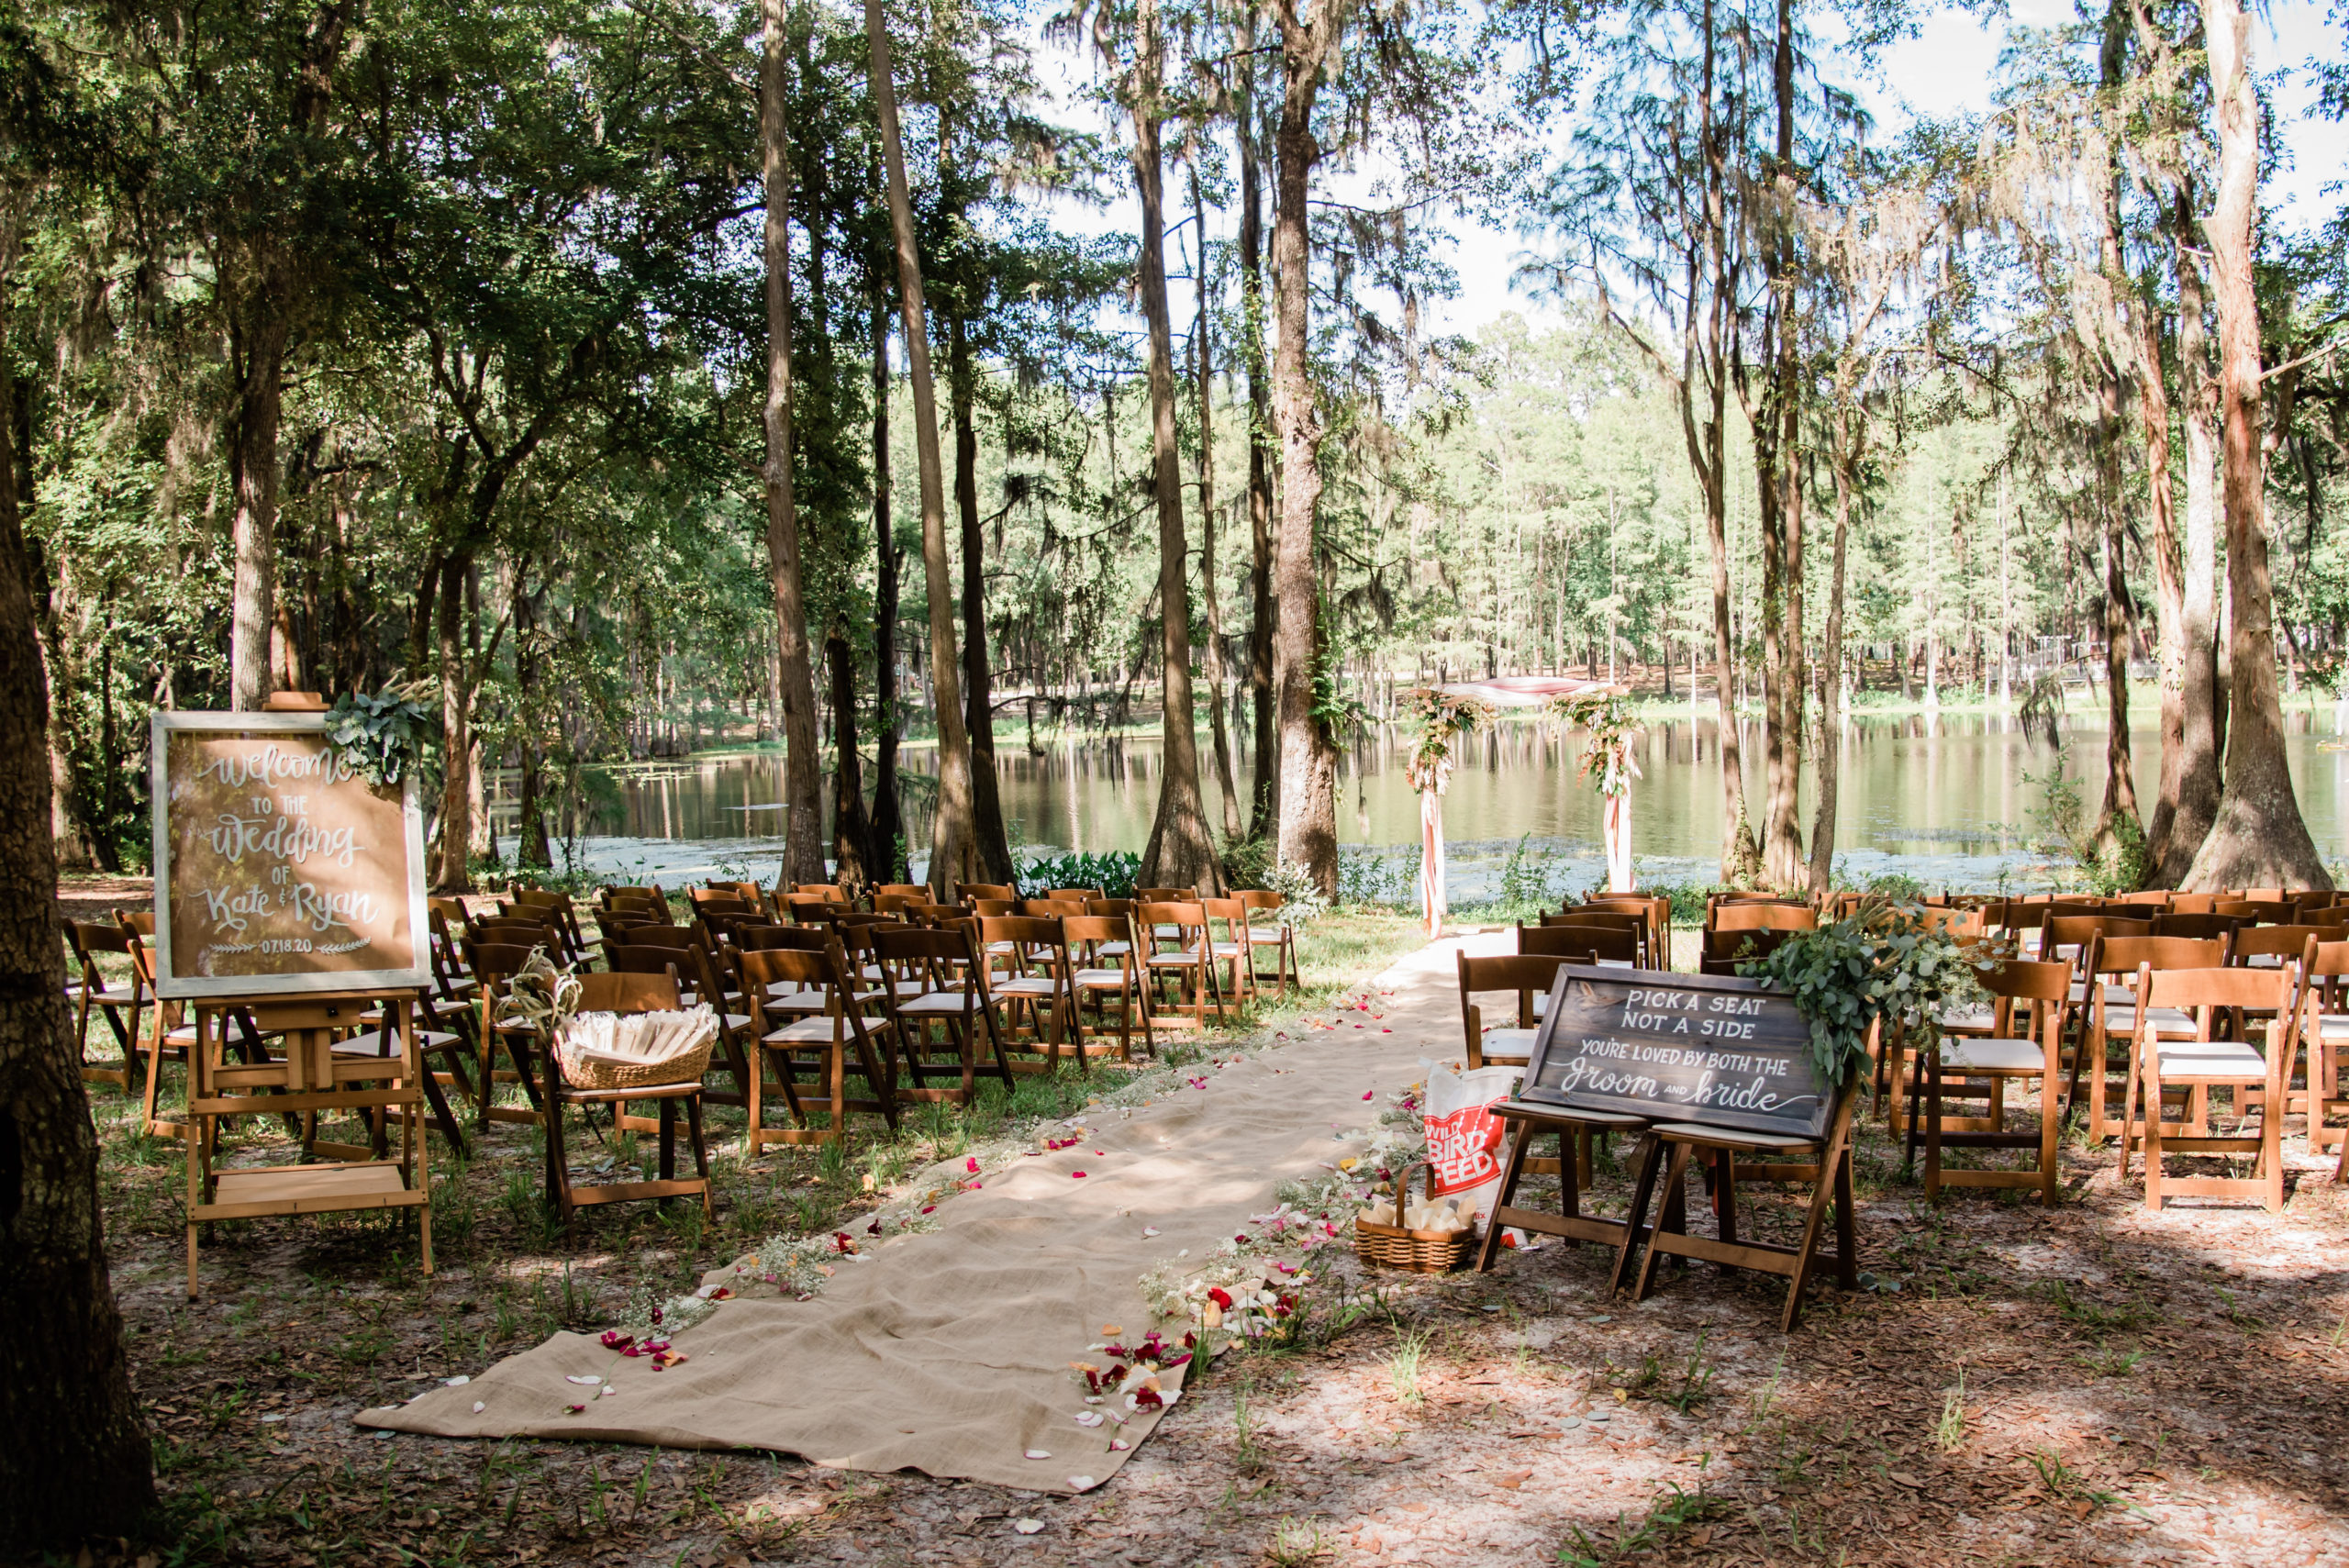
top-left (150, 712), bottom-right (430, 1000)
top-left (1520, 965), bottom-right (1832, 1140)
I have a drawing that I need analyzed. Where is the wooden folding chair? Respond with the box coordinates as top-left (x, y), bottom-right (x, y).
top-left (952, 882), bottom-right (1015, 906)
top-left (462, 940), bottom-right (549, 1128)
top-left (1575, 895), bottom-right (1674, 969)
top-left (67, 919), bottom-right (147, 1092)
top-left (184, 992), bottom-right (432, 1298)
top-left (2080, 934), bottom-right (2225, 1140)
top-left (1065, 913), bottom-right (1155, 1062)
top-left (1457, 951), bottom-right (1567, 1069)
top-left (2121, 963), bottom-right (2302, 1212)
top-left (979, 914), bottom-right (1085, 1071)
top-left (1524, 920), bottom-right (1636, 968)
top-left (1234, 890), bottom-right (1300, 996)
top-left (2153, 911), bottom-right (2249, 941)
top-left (1137, 901), bottom-right (1222, 1024)
top-left (1200, 896), bottom-right (1259, 1008)
top-left (1618, 1057), bottom-right (1864, 1331)
top-left (874, 924), bottom-right (1016, 1103)
top-left (541, 970), bottom-right (712, 1237)
top-left (2299, 938), bottom-right (2349, 1157)
top-left (740, 945), bottom-right (897, 1150)
top-left (1046, 886), bottom-right (1104, 901)
top-left (1908, 957), bottom-right (2071, 1206)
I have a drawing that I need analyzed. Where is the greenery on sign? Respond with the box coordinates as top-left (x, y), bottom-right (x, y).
top-left (324, 688), bottom-right (440, 788)
top-left (1738, 902), bottom-right (1987, 1087)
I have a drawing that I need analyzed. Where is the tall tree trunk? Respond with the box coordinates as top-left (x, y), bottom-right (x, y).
top-left (826, 626), bottom-right (872, 892)
top-left (2091, 0), bottom-right (2141, 864)
top-left (1808, 406), bottom-right (1856, 900)
top-left (1128, 0), bottom-right (1221, 894)
top-left (869, 301), bottom-right (907, 883)
top-left (2183, 0), bottom-right (2331, 889)
top-left (1755, 0), bottom-right (1804, 890)
top-left (1193, 163), bottom-right (1243, 842)
top-left (2139, 261), bottom-right (2187, 879)
top-left (433, 552), bottom-right (473, 891)
top-left (761, 0), bottom-right (829, 888)
top-left (865, 0), bottom-right (976, 894)
top-left (950, 313), bottom-right (1018, 884)
top-left (227, 314), bottom-right (288, 711)
top-left (1268, 0), bottom-right (1344, 896)
top-left (2159, 180), bottom-right (2225, 884)
top-left (1236, 13), bottom-right (1278, 844)
top-left (0, 208), bottom-right (155, 1548)
top-left (512, 575), bottom-right (552, 869)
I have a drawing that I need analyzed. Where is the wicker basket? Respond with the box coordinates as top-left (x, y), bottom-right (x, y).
top-left (1354, 1161), bottom-right (1479, 1274)
top-left (554, 1009), bottom-right (718, 1092)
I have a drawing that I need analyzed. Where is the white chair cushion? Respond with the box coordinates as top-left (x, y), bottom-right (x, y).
top-left (1482, 1028), bottom-right (1540, 1058)
top-left (1072, 968), bottom-right (1130, 987)
top-left (2317, 1014), bottom-right (2349, 1042)
top-left (896, 993), bottom-right (974, 1016)
top-left (1940, 1037), bottom-right (2046, 1073)
top-left (994, 976), bottom-right (1058, 996)
top-left (2102, 1005), bottom-right (2197, 1038)
top-left (764, 1018), bottom-right (849, 1044)
top-left (2154, 1039), bottom-right (2266, 1073)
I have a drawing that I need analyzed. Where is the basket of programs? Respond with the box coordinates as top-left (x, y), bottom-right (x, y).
top-left (552, 1006), bottom-right (720, 1092)
top-left (1353, 1160), bottom-right (1480, 1274)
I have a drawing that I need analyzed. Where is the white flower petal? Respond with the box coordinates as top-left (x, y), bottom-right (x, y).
top-left (1074, 1412), bottom-right (1103, 1427)
top-left (1024, 1449), bottom-right (1052, 1460)
top-left (1013, 1519), bottom-right (1044, 1535)
top-left (472, 1401), bottom-right (486, 1415)
top-left (1068, 1474), bottom-right (1097, 1491)
top-left (564, 1374), bottom-right (602, 1385)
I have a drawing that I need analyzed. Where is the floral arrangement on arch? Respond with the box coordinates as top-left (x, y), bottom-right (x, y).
top-left (1551, 690), bottom-right (1642, 796)
top-left (1402, 687), bottom-right (1493, 796)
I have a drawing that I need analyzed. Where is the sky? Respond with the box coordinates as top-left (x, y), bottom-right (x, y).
top-left (1030, 0), bottom-right (2347, 341)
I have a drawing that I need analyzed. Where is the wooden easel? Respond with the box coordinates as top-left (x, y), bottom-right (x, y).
top-left (184, 988), bottom-right (433, 1299)
top-left (1617, 1083), bottom-right (1859, 1331)
top-left (1475, 1102), bottom-right (1653, 1270)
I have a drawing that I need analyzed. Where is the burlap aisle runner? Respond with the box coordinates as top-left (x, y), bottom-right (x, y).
top-left (360, 934), bottom-right (1500, 1492)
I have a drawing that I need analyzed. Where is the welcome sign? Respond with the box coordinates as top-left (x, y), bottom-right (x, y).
top-left (150, 712), bottom-right (429, 999)
top-left (1519, 966), bottom-right (1831, 1140)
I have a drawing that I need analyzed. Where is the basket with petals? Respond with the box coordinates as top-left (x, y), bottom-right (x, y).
top-left (1353, 1161), bottom-right (1479, 1274)
top-left (553, 1006), bottom-right (719, 1091)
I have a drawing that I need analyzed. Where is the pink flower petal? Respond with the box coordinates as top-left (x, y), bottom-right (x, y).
top-left (1072, 1171), bottom-right (1087, 1179)
top-left (965, 1156), bottom-right (981, 1173)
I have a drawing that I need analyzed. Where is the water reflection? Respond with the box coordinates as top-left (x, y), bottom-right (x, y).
top-left (491, 708), bottom-right (2349, 865)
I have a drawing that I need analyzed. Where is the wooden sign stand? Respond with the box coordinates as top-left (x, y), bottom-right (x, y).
top-left (1617, 1081), bottom-right (1860, 1332)
top-left (183, 989), bottom-right (434, 1299)
top-left (1481, 966), bottom-right (1863, 1331)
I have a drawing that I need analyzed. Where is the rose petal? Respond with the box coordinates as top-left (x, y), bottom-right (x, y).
top-left (1025, 1449), bottom-right (1052, 1460)
top-left (965, 1156), bottom-right (981, 1173)
top-left (472, 1401), bottom-right (486, 1414)
top-left (1141, 1227), bottom-right (1160, 1238)
top-left (1068, 1474), bottom-right (1097, 1491)
top-left (1074, 1412), bottom-right (1103, 1427)
top-left (1071, 1171), bottom-right (1086, 1179)
top-left (1362, 1090), bottom-right (1375, 1100)
top-left (564, 1403), bottom-right (585, 1414)
top-left (1014, 1520), bottom-right (1044, 1535)
top-left (1109, 1438), bottom-right (1130, 1451)
top-left (565, 1375), bottom-right (602, 1385)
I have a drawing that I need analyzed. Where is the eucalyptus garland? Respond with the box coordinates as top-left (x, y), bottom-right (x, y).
top-left (1737, 900), bottom-right (1988, 1087)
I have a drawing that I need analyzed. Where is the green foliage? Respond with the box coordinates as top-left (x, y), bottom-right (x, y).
top-left (324, 688), bottom-right (440, 787)
top-left (1016, 851), bottom-right (1139, 899)
top-left (1739, 902), bottom-right (1987, 1087)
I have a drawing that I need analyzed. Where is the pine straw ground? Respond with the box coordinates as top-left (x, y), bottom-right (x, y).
top-left (47, 910), bottom-right (2349, 1568)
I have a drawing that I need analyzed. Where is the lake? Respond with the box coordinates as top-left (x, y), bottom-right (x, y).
top-left (494, 707), bottom-right (2349, 895)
